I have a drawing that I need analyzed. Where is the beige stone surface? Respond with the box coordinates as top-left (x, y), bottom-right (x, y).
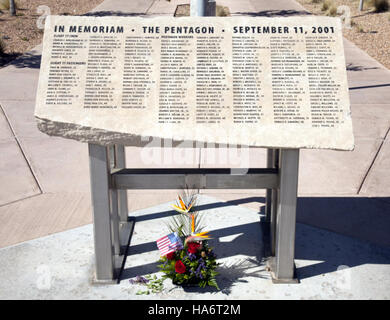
top-left (0, 140), bottom-right (41, 206)
top-left (0, 71), bottom-right (39, 101)
top-left (298, 138), bottom-right (382, 195)
top-left (20, 137), bottom-right (90, 193)
top-left (359, 139), bottom-right (390, 196)
top-left (0, 108), bottom-right (13, 142)
top-left (2, 100), bottom-right (42, 139)
top-left (0, 192), bottom-right (91, 248)
top-left (350, 104), bottom-right (390, 139)
top-left (148, 0), bottom-right (187, 14)
top-left (35, 15), bottom-right (354, 150)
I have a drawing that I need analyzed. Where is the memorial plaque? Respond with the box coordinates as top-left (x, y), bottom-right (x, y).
top-left (35, 15), bottom-right (354, 150)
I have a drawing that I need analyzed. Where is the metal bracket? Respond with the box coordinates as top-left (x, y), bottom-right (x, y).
top-left (185, 174), bottom-right (206, 189)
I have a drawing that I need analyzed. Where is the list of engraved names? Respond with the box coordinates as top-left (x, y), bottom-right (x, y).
top-left (44, 21), bottom-right (345, 128)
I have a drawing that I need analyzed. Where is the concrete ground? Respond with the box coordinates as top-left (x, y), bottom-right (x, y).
top-left (0, 0), bottom-right (389, 299)
top-left (1, 195), bottom-right (389, 299)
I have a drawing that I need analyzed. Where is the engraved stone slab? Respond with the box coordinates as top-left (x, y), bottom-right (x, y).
top-left (35, 15), bottom-right (354, 150)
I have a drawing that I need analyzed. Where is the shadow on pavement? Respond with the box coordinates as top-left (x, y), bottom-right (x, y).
top-left (121, 220), bottom-right (268, 293)
top-left (1, 51), bottom-right (41, 69)
top-left (349, 83), bottom-right (390, 90)
top-left (346, 62), bottom-right (379, 71)
top-left (0, 52), bottom-right (22, 68)
top-left (83, 11), bottom-right (146, 17)
top-left (297, 197), bottom-right (390, 248)
top-left (295, 223), bottom-right (390, 280)
top-left (134, 196), bottom-right (265, 223)
top-left (235, 10), bottom-right (310, 17)
top-left (121, 196), bottom-right (390, 285)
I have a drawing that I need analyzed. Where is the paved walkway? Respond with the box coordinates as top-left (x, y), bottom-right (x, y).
top-left (0, 0), bottom-right (389, 249)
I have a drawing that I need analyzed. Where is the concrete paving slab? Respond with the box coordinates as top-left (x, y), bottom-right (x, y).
top-left (217, 0), bottom-right (256, 14)
top-left (200, 147), bottom-right (266, 169)
top-left (343, 39), bottom-right (390, 104)
top-left (349, 86), bottom-right (390, 105)
top-left (0, 192), bottom-right (91, 248)
top-left (298, 138), bottom-right (382, 195)
top-left (148, 0), bottom-right (186, 14)
top-left (125, 146), bottom-right (200, 169)
top-left (199, 147), bottom-right (267, 195)
top-left (201, 192), bottom-right (265, 211)
top-left (297, 196), bottom-right (390, 248)
top-left (19, 137), bottom-right (90, 193)
top-left (125, 146), bottom-right (200, 195)
top-left (350, 104), bottom-right (390, 139)
top-left (0, 71), bottom-right (39, 101)
top-left (127, 192), bottom-right (265, 217)
top-left (0, 107), bottom-right (13, 142)
top-left (0, 45), bottom-right (42, 74)
top-left (360, 139), bottom-right (390, 197)
top-left (1, 100), bottom-right (43, 140)
top-left (90, 0), bottom-right (155, 15)
top-left (127, 192), bottom-right (182, 212)
top-left (0, 140), bottom-right (40, 206)
top-left (0, 0), bottom-right (389, 268)
top-left (0, 195), bottom-right (389, 299)
top-left (347, 67), bottom-right (390, 84)
top-left (249, 0), bottom-right (308, 15)
top-left (344, 38), bottom-right (390, 71)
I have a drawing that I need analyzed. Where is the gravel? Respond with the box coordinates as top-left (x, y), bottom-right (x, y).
top-left (296, 0), bottom-right (390, 69)
top-left (0, 0), bottom-right (105, 66)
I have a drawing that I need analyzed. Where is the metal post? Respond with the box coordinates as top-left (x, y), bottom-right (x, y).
top-left (113, 144), bottom-right (133, 255)
top-left (205, 0), bottom-right (216, 16)
top-left (107, 145), bottom-right (121, 261)
top-left (191, 0), bottom-right (215, 16)
top-left (359, 0), bottom-right (364, 11)
top-left (110, 187), bottom-right (121, 257)
top-left (274, 149), bottom-right (299, 282)
top-left (9, 0), bottom-right (16, 16)
top-left (191, 0), bottom-right (206, 16)
top-left (114, 145), bottom-right (128, 222)
top-left (265, 149), bottom-right (273, 222)
top-left (88, 143), bottom-right (115, 282)
top-left (270, 149), bottom-right (279, 256)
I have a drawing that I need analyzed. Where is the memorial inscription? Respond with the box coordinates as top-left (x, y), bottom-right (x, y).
top-left (35, 16), bottom-right (354, 150)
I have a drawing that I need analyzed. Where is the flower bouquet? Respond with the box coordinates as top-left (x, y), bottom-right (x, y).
top-left (156, 193), bottom-right (220, 290)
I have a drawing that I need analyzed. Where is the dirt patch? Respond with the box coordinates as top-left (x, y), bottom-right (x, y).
top-left (295, 0), bottom-right (390, 69)
top-left (0, 0), bottom-right (105, 66)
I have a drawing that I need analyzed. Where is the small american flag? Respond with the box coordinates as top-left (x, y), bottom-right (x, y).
top-left (156, 232), bottom-right (183, 256)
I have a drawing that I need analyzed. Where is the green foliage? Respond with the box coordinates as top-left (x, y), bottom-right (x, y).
top-left (158, 241), bottom-right (220, 290)
top-left (166, 190), bottom-right (206, 237)
top-left (0, 0), bottom-right (8, 10)
top-left (0, 1), bottom-right (6, 10)
top-left (328, 6), bottom-right (338, 16)
top-left (166, 210), bottom-right (206, 238)
top-left (216, 5), bottom-right (230, 16)
top-left (371, 0), bottom-right (389, 12)
top-left (0, 0), bottom-right (18, 10)
top-left (356, 24), bottom-right (365, 33)
top-left (0, 38), bottom-right (5, 55)
top-left (160, 190), bottom-right (219, 290)
top-left (135, 274), bottom-right (164, 295)
top-left (321, 0), bottom-right (331, 11)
